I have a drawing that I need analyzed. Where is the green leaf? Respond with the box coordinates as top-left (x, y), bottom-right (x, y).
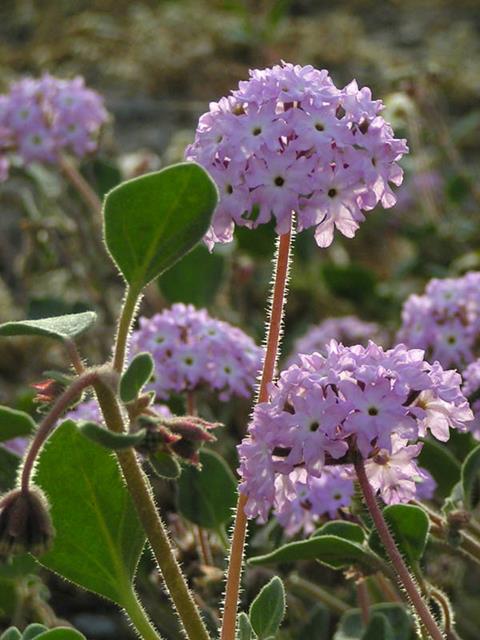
top-left (103, 162), bottom-right (218, 291)
top-left (249, 535), bottom-right (379, 573)
top-left (368, 504), bottom-right (429, 567)
top-left (22, 625), bottom-right (48, 640)
top-left (0, 406), bottom-right (36, 442)
top-left (0, 629), bottom-right (21, 640)
top-left (0, 312), bottom-right (96, 342)
top-left (0, 446), bottom-right (21, 492)
top-left (77, 421), bottom-right (146, 450)
top-left (159, 244), bottom-right (226, 307)
top-left (237, 612), bottom-right (255, 640)
top-left (313, 521), bottom-right (365, 544)
top-left (34, 421), bottom-right (145, 606)
top-left (34, 630), bottom-right (86, 640)
top-left (177, 449), bottom-right (237, 530)
top-left (120, 352), bottom-right (154, 403)
top-left (417, 439), bottom-right (460, 499)
top-left (249, 576), bottom-right (285, 639)
top-left (148, 451), bottom-right (181, 480)
top-left (298, 604), bottom-right (330, 640)
top-left (334, 604), bottom-right (413, 640)
top-left (462, 444), bottom-right (480, 510)
top-left (362, 614), bottom-right (395, 640)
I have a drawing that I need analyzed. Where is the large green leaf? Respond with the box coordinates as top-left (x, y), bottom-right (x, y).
top-left (361, 614), bottom-right (395, 640)
top-left (249, 576), bottom-right (285, 639)
top-left (0, 406), bottom-right (36, 442)
top-left (334, 604), bottom-right (413, 640)
top-left (77, 421), bottom-right (146, 450)
top-left (34, 631), bottom-right (86, 640)
top-left (0, 446), bottom-right (21, 492)
top-left (417, 439), bottom-right (460, 499)
top-left (159, 244), bottom-right (226, 307)
top-left (119, 352), bottom-right (154, 403)
top-left (313, 521), bottom-right (365, 544)
top-left (34, 421), bottom-right (145, 605)
top-left (0, 312), bottom-right (96, 342)
top-left (249, 535), bottom-right (380, 573)
top-left (368, 504), bottom-right (429, 567)
top-left (461, 444), bottom-right (480, 510)
top-left (103, 162), bottom-right (218, 291)
top-left (177, 449), bottom-right (237, 530)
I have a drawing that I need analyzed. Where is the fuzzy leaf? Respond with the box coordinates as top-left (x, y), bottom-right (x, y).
top-left (461, 443), bottom-right (480, 509)
top-left (0, 406), bottom-right (35, 442)
top-left (0, 629), bottom-right (22, 640)
top-left (34, 421), bottom-right (145, 605)
top-left (362, 614), bottom-right (395, 640)
top-left (120, 352), bottom-right (154, 403)
top-left (177, 449), bottom-right (236, 529)
top-left (21, 625), bottom-right (48, 640)
top-left (0, 312), bottom-right (96, 342)
top-left (313, 521), bottom-right (365, 544)
top-left (418, 439), bottom-right (460, 499)
top-left (249, 576), bottom-right (285, 639)
top-left (237, 612), bottom-right (255, 640)
top-left (0, 446), bottom-right (21, 492)
top-left (148, 451), bottom-right (182, 480)
top-left (103, 162), bottom-right (218, 291)
top-left (77, 421), bottom-right (146, 450)
top-left (334, 604), bottom-right (413, 640)
top-left (33, 631), bottom-right (86, 640)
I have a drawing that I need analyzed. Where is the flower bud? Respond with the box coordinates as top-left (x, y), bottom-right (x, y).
top-left (0, 487), bottom-right (54, 557)
top-left (135, 416), bottom-right (180, 456)
top-left (166, 416), bottom-right (220, 466)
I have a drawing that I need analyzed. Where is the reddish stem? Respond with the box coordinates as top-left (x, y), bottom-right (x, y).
top-left (354, 456), bottom-right (444, 640)
top-left (221, 228), bottom-right (292, 640)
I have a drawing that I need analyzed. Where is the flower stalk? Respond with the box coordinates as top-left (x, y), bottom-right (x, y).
top-left (221, 226), bottom-right (293, 640)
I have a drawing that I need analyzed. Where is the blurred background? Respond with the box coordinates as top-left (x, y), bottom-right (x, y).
top-left (0, 0), bottom-right (479, 638)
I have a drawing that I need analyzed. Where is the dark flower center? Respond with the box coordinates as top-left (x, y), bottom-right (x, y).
top-left (274, 176), bottom-right (285, 187)
top-left (368, 406), bottom-right (379, 416)
top-left (328, 188), bottom-right (337, 198)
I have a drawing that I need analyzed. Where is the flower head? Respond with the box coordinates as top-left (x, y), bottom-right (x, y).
top-left (186, 62), bottom-right (408, 250)
top-left (238, 340), bottom-right (471, 522)
top-left (130, 303), bottom-right (263, 401)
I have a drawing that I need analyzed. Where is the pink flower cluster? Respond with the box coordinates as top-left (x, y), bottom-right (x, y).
top-left (288, 315), bottom-right (386, 366)
top-left (0, 74), bottom-right (108, 180)
top-left (398, 272), bottom-right (480, 368)
top-left (130, 304), bottom-right (263, 401)
top-left (462, 360), bottom-right (480, 440)
top-left (238, 341), bottom-right (471, 528)
top-left (186, 61), bottom-right (408, 250)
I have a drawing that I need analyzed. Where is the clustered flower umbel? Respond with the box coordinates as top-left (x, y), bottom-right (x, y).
top-left (397, 272), bottom-right (480, 368)
top-left (288, 315), bottom-right (386, 367)
top-left (0, 74), bottom-right (108, 180)
top-left (186, 61), bottom-right (408, 250)
top-left (238, 341), bottom-right (472, 534)
top-left (462, 360), bottom-right (480, 440)
top-left (130, 303), bottom-right (263, 401)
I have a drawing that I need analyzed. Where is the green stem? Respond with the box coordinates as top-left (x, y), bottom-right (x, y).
top-left (113, 286), bottom-right (140, 373)
top-left (123, 588), bottom-right (164, 640)
top-left (94, 379), bottom-right (210, 640)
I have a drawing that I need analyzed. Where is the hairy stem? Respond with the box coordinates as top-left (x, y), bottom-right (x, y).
top-left (113, 287), bottom-right (140, 373)
top-left (123, 588), bottom-right (163, 640)
top-left (355, 457), bottom-right (444, 640)
top-left (59, 155), bottom-right (103, 220)
top-left (357, 580), bottom-right (370, 625)
top-left (94, 379), bottom-right (210, 640)
top-left (21, 371), bottom-right (98, 493)
top-left (221, 227), bottom-right (293, 640)
top-left (64, 339), bottom-right (86, 375)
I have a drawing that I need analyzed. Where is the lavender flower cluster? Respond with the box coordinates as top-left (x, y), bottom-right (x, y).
top-left (130, 303), bottom-right (263, 401)
top-left (0, 74), bottom-right (108, 180)
top-left (462, 360), bottom-right (480, 440)
top-left (288, 315), bottom-right (386, 366)
top-left (398, 272), bottom-right (480, 368)
top-left (186, 61), bottom-right (408, 250)
top-left (238, 341), bottom-right (471, 532)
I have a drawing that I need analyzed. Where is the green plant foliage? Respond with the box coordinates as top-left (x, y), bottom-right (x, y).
top-left (237, 612), bottom-right (256, 640)
top-left (0, 406), bottom-right (35, 442)
top-left (31, 631), bottom-right (86, 640)
top-left (21, 625), bottom-right (48, 640)
top-left (119, 352), bottom-right (154, 403)
top-left (0, 446), bottom-right (21, 492)
top-left (368, 504), bottom-right (429, 566)
top-left (313, 520), bottom-right (365, 544)
top-left (159, 244), bottom-right (226, 307)
top-left (0, 627), bottom-right (87, 640)
top-left (148, 451), bottom-right (182, 480)
top-left (418, 439), bottom-right (461, 499)
top-left (77, 421), bottom-right (146, 450)
top-left (249, 576), bottom-right (285, 639)
top-left (298, 604), bottom-right (330, 640)
top-left (177, 449), bottom-right (236, 530)
top-left (0, 312), bottom-right (96, 341)
top-left (249, 534), bottom-right (380, 573)
top-left (34, 421), bottom-right (145, 606)
top-left (103, 162), bottom-right (218, 292)
top-left (334, 604), bottom-right (413, 640)
top-left (461, 444), bottom-right (480, 510)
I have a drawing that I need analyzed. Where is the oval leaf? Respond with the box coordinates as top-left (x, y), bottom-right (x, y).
top-left (362, 614), bottom-right (394, 640)
top-left (0, 312), bottom-right (96, 342)
top-left (177, 449), bottom-right (237, 529)
top-left (249, 535), bottom-right (379, 573)
top-left (120, 352), bottom-right (154, 403)
top-left (461, 443), bottom-right (480, 510)
top-left (418, 439), bottom-right (460, 499)
top-left (249, 576), bottom-right (285, 639)
top-left (22, 625), bottom-right (48, 640)
top-left (0, 406), bottom-right (36, 442)
top-left (0, 446), bottom-right (21, 492)
top-left (77, 421), bottom-right (146, 450)
top-left (148, 451), bottom-right (181, 480)
top-left (103, 162), bottom-right (218, 291)
top-left (0, 630), bottom-right (21, 640)
top-left (313, 521), bottom-right (365, 544)
top-left (237, 612), bottom-right (255, 640)
top-left (368, 504), bottom-right (429, 567)
top-left (35, 631), bottom-right (86, 640)
top-left (334, 604), bottom-right (413, 640)
top-left (34, 421), bottom-right (145, 606)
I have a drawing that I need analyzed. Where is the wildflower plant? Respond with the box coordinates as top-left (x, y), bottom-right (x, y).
top-left (1, 62), bottom-right (479, 640)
